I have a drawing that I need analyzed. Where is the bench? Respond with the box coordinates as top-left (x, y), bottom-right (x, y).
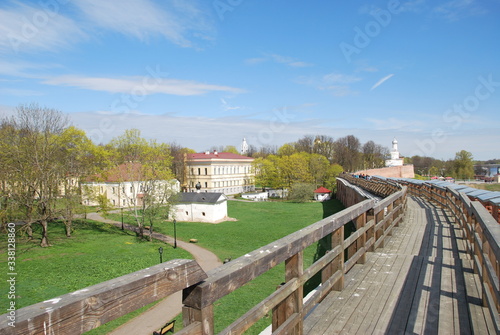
top-left (153, 320), bottom-right (175, 335)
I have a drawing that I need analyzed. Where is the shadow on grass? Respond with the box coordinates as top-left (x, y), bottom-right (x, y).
top-left (303, 198), bottom-right (356, 296)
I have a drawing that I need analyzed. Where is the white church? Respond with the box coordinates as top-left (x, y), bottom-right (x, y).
top-left (385, 138), bottom-right (404, 167)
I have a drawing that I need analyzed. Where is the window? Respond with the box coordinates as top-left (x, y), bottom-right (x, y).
top-left (205, 182), bottom-right (208, 188)
top-left (205, 168), bottom-right (208, 175)
top-left (202, 212), bottom-right (206, 216)
top-left (130, 186), bottom-right (133, 192)
top-left (198, 168), bottom-right (201, 175)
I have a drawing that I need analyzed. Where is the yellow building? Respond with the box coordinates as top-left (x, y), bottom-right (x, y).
top-left (186, 151), bottom-right (255, 195)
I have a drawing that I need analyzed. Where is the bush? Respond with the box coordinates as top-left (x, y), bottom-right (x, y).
top-left (288, 183), bottom-right (316, 202)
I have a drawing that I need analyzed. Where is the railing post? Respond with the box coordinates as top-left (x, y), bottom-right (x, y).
top-left (375, 209), bottom-right (385, 249)
top-left (273, 251), bottom-right (304, 334)
top-left (355, 212), bottom-right (367, 264)
top-left (182, 286), bottom-right (214, 335)
top-left (328, 226), bottom-right (345, 291)
top-left (182, 305), bottom-right (214, 334)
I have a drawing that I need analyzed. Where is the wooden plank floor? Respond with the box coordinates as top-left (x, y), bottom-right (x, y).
top-left (304, 197), bottom-right (495, 334)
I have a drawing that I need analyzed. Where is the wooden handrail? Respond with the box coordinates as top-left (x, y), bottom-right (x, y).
top-left (400, 179), bottom-right (500, 333)
top-left (0, 259), bottom-right (207, 335)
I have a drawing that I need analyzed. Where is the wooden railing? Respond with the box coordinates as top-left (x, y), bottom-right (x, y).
top-left (398, 179), bottom-right (500, 333)
top-left (0, 259), bottom-right (207, 335)
top-left (0, 177), bottom-right (406, 335)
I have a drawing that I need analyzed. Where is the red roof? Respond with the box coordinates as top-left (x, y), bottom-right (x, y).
top-left (314, 187), bottom-right (331, 193)
top-left (188, 151), bottom-right (253, 160)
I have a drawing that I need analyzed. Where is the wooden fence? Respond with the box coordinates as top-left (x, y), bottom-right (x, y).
top-left (397, 178), bottom-right (500, 333)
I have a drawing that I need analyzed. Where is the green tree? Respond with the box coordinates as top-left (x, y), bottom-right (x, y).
top-left (107, 130), bottom-right (175, 239)
top-left (453, 150), bottom-right (474, 180)
top-left (1, 103), bottom-right (69, 247)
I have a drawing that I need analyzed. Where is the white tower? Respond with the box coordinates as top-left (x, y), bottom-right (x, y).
top-left (241, 138), bottom-right (249, 155)
top-left (385, 137), bottom-right (403, 167)
top-left (390, 138), bottom-right (399, 160)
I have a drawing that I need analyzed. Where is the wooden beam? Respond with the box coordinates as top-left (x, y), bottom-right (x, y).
top-left (0, 259), bottom-right (207, 335)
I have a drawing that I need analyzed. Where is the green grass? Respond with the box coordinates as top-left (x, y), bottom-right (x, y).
top-left (467, 183), bottom-right (500, 192)
top-left (1, 199), bottom-right (345, 334)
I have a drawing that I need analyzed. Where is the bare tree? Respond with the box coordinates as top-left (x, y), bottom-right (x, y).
top-left (334, 135), bottom-right (361, 172)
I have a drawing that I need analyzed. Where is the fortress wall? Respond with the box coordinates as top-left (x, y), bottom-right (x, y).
top-left (356, 164), bottom-right (415, 179)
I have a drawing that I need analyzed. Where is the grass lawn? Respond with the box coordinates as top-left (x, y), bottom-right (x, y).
top-left (466, 183), bottom-right (500, 192)
top-left (0, 219), bottom-right (192, 329)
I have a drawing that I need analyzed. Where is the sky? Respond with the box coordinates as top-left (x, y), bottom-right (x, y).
top-left (0, 0), bottom-right (499, 161)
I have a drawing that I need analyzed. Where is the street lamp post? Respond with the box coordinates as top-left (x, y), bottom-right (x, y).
top-left (173, 219), bottom-right (177, 249)
top-left (158, 247), bottom-right (163, 263)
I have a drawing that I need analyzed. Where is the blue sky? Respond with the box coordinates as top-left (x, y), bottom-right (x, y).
top-left (1, 0), bottom-right (499, 161)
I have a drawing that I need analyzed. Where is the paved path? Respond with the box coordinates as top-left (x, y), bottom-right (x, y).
top-left (85, 213), bottom-right (222, 335)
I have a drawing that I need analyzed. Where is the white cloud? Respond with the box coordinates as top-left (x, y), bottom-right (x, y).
top-left (73, 0), bottom-right (214, 47)
top-left (220, 98), bottom-right (242, 111)
top-left (246, 53), bottom-right (313, 68)
top-left (296, 72), bottom-right (361, 96)
top-left (370, 74), bottom-right (394, 91)
top-left (43, 75), bottom-right (245, 96)
top-left (0, 1), bottom-right (85, 54)
top-left (432, 0), bottom-right (486, 21)
top-left (365, 116), bottom-right (424, 131)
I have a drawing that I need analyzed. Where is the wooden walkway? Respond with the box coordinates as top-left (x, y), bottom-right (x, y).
top-left (304, 196), bottom-right (496, 334)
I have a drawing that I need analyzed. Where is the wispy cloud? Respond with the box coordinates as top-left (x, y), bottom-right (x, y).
top-left (370, 74), bottom-right (394, 91)
top-left (432, 0), bottom-right (486, 21)
top-left (73, 0), bottom-right (214, 47)
top-left (43, 75), bottom-right (245, 96)
top-left (296, 72), bottom-right (361, 97)
top-left (220, 98), bottom-right (242, 111)
top-left (366, 116), bottom-right (424, 131)
top-left (0, 1), bottom-right (85, 54)
top-left (245, 53), bottom-right (313, 68)
top-left (0, 0), bottom-right (214, 55)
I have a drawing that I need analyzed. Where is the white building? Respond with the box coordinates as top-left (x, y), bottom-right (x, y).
top-left (82, 163), bottom-right (179, 208)
top-left (175, 192), bottom-right (228, 223)
top-left (186, 151), bottom-right (255, 195)
top-left (385, 138), bottom-right (404, 167)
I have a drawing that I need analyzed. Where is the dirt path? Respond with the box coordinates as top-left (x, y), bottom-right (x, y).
top-left (85, 213), bottom-right (222, 335)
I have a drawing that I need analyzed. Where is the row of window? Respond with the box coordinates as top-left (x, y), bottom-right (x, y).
top-left (105, 185), bottom-right (145, 194)
top-left (191, 165), bottom-right (252, 176)
top-left (190, 179), bottom-right (253, 188)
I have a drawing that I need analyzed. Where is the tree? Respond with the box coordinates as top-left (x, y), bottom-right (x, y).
top-left (452, 150), bottom-right (474, 180)
top-left (362, 140), bottom-right (388, 169)
top-left (169, 143), bottom-right (195, 191)
top-left (277, 143), bottom-right (296, 156)
top-left (253, 156), bottom-right (283, 189)
top-left (312, 135), bottom-right (336, 163)
top-left (107, 130), bottom-right (175, 239)
top-left (1, 104), bottom-right (69, 247)
top-left (334, 135), bottom-right (361, 172)
top-left (57, 126), bottom-right (104, 237)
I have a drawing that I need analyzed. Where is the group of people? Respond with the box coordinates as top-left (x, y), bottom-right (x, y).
top-left (351, 173), bottom-right (372, 180)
